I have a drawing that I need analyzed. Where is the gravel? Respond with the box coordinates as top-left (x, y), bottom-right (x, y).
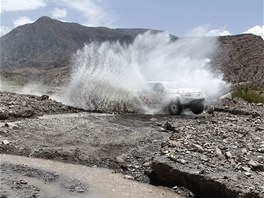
top-left (0, 91), bottom-right (263, 197)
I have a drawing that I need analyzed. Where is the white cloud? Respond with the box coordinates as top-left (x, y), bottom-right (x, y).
top-left (0, 26), bottom-right (11, 36)
top-left (187, 26), bottom-right (231, 37)
top-left (206, 29), bottom-right (231, 36)
top-left (244, 25), bottom-right (264, 39)
top-left (57, 0), bottom-right (113, 26)
top-left (50, 8), bottom-right (67, 18)
top-left (13, 16), bottom-right (34, 27)
top-left (0, 0), bottom-right (45, 13)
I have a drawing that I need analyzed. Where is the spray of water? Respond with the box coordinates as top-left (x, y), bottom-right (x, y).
top-left (63, 31), bottom-right (230, 112)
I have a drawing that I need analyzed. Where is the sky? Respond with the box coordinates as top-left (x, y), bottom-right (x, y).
top-left (0, 0), bottom-right (263, 38)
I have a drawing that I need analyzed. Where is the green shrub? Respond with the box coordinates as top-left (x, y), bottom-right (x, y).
top-left (0, 71), bottom-right (29, 86)
top-left (232, 88), bottom-right (264, 103)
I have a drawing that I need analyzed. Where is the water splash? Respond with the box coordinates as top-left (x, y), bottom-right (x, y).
top-left (63, 31), bottom-right (230, 112)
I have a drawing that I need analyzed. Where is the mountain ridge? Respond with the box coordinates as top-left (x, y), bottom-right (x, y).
top-left (0, 16), bottom-right (263, 86)
top-left (0, 16), bottom-right (163, 70)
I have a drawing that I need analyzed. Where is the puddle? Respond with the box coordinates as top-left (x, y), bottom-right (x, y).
top-left (39, 112), bottom-right (116, 119)
top-left (0, 154), bottom-right (181, 198)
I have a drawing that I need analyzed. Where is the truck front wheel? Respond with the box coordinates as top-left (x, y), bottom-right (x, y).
top-left (191, 103), bottom-right (204, 114)
top-left (168, 101), bottom-right (182, 115)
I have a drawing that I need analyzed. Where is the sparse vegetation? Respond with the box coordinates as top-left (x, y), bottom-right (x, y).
top-left (0, 71), bottom-right (29, 86)
top-left (232, 87), bottom-right (264, 103)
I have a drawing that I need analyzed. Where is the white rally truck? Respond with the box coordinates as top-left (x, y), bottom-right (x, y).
top-left (135, 81), bottom-right (206, 115)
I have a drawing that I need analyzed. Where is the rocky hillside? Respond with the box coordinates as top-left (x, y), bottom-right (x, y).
top-left (0, 16), bottom-right (263, 87)
top-left (0, 16), bottom-right (161, 70)
top-left (213, 34), bottom-right (264, 86)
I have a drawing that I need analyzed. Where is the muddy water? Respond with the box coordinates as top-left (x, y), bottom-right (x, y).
top-left (1, 154), bottom-right (181, 198)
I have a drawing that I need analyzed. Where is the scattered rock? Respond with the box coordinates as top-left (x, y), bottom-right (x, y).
top-left (256, 126), bottom-right (264, 131)
top-left (0, 90), bottom-right (263, 197)
top-left (200, 155), bottom-right (209, 162)
top-left (193, 144), bottom-right (204, 153)
top-left (219, 93), bottom-right (232, 100)
top-left (19, 179), bottom-right (28, 184)
top-left (75, 186), bottom-right (85, 193)
top-left (124, 175), bottom-right (134, 180)
top-left (206, 106), bottom-right (214, 114)
top-left (0, 91), bottom-right (83, 120)
top-left (116, 156), bottom-right (125, 164)
top-left (241, 166), bottom-right (251, 172)
top-left (248, 160), bottom-right (264, 171)
top-left (163, 121), bottom-right (177, 132)
top-left (40, 95), bottom-right (49, 100)
top-left (168, 140), bottom-right (182, 147)
top-left (241, 148), bottom-right (248, 155)
top-left (225, 151), bottom-right (232, 159)
top-left (0, 112), bottom-right (8, 120)
top-left (244, 172), bottom-right (252, 177)
top-left (215, 147), bottom-right (223, 157)
top-left (2, 140), bottom-right (10, 145)
top-left (143, 161), bottom-right (151, 167)
top-left (252, 111), bottom-right (261, 118)
top-left (177, 159), bottom-right (187, 165)
top-left (159, 127), bottom-right (167, 132)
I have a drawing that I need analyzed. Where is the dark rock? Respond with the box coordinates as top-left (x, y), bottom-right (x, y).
top-left (0, 112), bottom-right (8, 120)
top-left (163, 121), bottom-right (177, 132)
top-left (206, 106), bottom-right (215, 114)
top-left (152, 156), bottom-right (240, 198)
top-left (16, 109), bottom-right (35, 118)
top-left (248, 160), bottom-right (264, 171)
top-left (225, 151), bottom-right (233, 159)
top-left (152, 156), bottom-right (264, 198)
top-left (40, 95), bottom-right (49, 100)
top-left (252, 111), bottom-right (261, 118)
top-left (19, 179), bottom-right (28, 184)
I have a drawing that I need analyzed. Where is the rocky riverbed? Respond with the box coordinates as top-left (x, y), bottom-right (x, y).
top-left (0, 91), bottom-right (263, 198)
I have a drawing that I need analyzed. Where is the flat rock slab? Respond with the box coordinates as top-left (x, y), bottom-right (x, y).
top-left (152, 156), bottom-right (263, 198)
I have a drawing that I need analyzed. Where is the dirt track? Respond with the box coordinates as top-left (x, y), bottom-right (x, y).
top-left (0, 91), bottom-right (264, 197)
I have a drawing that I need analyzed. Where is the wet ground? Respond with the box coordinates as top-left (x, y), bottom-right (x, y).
top-left (0, 91), bottom-right (264, 197)
top-left (1, 154), bottom-right (180, 198)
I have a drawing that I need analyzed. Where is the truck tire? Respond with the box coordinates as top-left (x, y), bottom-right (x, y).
top-left (191, 103), bottom-right (204, 114)
top-left (168, 101), bottom-right (182, 115)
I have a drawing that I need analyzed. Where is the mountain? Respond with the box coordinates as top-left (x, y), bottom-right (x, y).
top-left (0, 16), bottom-right (263, 87)
top-left (0, 16), bottom-right (161, 70)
